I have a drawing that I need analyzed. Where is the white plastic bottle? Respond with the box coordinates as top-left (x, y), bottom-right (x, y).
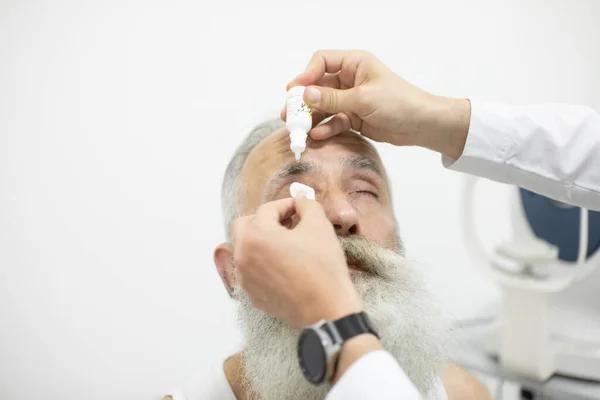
top-left (286, 86), bottom-right (312, 161)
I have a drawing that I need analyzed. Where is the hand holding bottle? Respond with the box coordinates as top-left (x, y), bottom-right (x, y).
top-left (283, 50), bottom-right (471, 160)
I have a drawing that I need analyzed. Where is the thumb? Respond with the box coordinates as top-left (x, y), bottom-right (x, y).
top-left (304, 86), bottom-right (357, 114)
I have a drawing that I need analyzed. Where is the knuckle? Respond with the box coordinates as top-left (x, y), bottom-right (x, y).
top-left (356, 49), bottom-right (373, 61)
top-left (239, 232), bottom-right (256, 251)
top-left (313, 50), bottom-right (325, 62)
top-left (338, 112), bottom-right (351, 129)
top-left (244, 232), bottom-right (267, 256)
top-left (315, 49), bottom-right (332, 57)
top-left (350, 49), bottom-right (368, 61)
top-left (233, 236), bottom-right (261, 268)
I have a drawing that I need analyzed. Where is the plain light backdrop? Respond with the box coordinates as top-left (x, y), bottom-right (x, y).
top-left (1, 0), bottom-right (600, 399)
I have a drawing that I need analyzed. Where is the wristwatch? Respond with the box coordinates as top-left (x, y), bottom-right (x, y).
top-left (297, 312), bottom-right (379, 386)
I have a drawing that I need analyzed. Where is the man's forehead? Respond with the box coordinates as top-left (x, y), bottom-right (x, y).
top-left (244, 127), bottom-right (383, 174)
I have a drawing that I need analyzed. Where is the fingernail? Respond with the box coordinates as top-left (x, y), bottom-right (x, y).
top-left (305, 87), bottom-right (321, 105)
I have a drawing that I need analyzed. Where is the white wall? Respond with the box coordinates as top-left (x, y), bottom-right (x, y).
top-left (1, 0), bottom-right (599, 398)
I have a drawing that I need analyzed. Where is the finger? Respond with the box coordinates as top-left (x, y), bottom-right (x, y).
top-left (293, 194), bottom-right (325, 220)
top-left (283, 73), bottom-right (340, 123)
top-left (311, 109), bottom-right (329, 127)
top-left (310, 112), bottom-right (354, 140)
top-left (305, 85), bottom-right (359, 115)
top-left (255, 197), bottom-right (296, 228)
top-left (315, 73), bottom-right (342, 90)
top-left (286, 50), bottom-right (350, 90)
top-left (289, 72), bottom-right (342, 90)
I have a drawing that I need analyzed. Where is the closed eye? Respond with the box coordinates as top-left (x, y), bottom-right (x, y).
top-left (354, 190), bottom-right (379, 198)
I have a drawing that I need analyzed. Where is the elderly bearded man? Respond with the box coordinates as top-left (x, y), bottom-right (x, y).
top-left (166, 119), bottom-right (491, 400)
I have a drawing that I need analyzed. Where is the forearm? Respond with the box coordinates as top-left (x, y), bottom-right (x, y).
top-left (416, 96), bottom-right (471, 160)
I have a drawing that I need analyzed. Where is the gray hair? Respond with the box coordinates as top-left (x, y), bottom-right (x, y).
top-left (221, 118), bottom-right (285, 240)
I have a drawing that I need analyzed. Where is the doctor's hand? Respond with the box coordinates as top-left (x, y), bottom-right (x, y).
top-left (231, 196), bottom-right (363, 328)
top-left (283, 50), bottom-right (471, 160)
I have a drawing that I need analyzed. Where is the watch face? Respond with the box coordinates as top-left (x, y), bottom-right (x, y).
top-left (298, 329), bottom-right (326, 385)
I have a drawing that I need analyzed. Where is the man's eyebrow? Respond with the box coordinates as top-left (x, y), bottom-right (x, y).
top-left (341, 155), bottom-right (383, 177)
top-left (267, 161), bottom-right (321, 188)
top-left (264, 156), bottom-right (382, 196)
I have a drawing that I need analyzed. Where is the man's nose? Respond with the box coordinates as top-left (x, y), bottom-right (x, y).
top-left (321, 193), bottom-right (360, 236)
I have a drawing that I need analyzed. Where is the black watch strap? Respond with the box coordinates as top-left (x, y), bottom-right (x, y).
top-left (325, 312), bottom-right (379, 384)
top-left (331, 312), bottom-right (379, 341)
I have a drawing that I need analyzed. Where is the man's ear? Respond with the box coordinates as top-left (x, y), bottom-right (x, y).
top-left (214, 243), bottom-right (235, 297)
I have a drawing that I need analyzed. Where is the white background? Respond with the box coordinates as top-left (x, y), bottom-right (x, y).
top-left (1, 0), bottom-right (600, 399)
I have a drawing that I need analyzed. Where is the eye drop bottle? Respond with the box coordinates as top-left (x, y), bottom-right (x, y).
top-left (286, 86), bottom-right (312, 161)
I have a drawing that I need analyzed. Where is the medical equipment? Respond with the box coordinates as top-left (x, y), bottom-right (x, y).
top-left (461, 176), bottom-right (600, 382)
top-left (456, 343), bottom-right (600, 400)
top-left (286, 86), bottom-right (312, 161)
top-left (290, 182), bottom-right (315, 200)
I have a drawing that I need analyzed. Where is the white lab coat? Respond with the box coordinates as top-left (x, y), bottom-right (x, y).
top-left (445, 100), bottom-right (600, 211)
top-left (326, 100), bottom-right (600, 400)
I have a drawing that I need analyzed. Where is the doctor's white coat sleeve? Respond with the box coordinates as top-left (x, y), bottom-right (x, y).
top-left (325, 350), bottom-right (423, 400)
top-left (443, 101), bottom-right (600, 211)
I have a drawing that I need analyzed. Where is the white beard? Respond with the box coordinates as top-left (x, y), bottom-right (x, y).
top-left (234, 236), bottom-right (449, 400)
